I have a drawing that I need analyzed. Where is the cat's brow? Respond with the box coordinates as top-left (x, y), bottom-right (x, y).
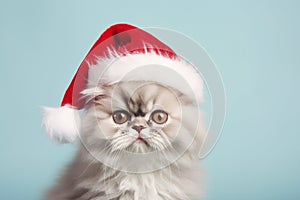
top-left (128, 98), bottom-right (147, 117)
top-left (133, 108), bottom-right (146, 117)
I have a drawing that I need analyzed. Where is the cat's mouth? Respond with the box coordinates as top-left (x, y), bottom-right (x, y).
top-left (135, 137), bottom-right (149, 146)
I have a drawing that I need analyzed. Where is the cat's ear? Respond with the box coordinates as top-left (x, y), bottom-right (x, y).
top-left (81, 86), bottom-right (109, 105)
top-left (177, 92), bottom-right (198, 106)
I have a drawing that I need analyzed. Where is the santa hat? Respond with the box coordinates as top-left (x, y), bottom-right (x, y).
top-left (42, 23), bottom-right (203, 143)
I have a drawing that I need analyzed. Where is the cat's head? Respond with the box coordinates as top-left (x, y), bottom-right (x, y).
top-left (80, 81), bottom-right (203, 172)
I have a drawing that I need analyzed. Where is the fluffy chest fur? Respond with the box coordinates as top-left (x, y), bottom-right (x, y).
top-left (44, 149), bottom-right (202, 200)
top-left (119, 173), bottom-right (167, 200)
top-left (117, 171), bottom-right (197, 200)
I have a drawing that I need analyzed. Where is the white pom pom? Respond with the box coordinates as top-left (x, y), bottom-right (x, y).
top-left (42, 105), bottom-right (80, 143)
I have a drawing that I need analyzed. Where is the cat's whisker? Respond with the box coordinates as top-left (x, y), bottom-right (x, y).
top-left (74, 158), bottom-right (96, 180)
top-left (93, 139), bottom-right (118, 155)
top-left (148, 134), bottom-right (168, 150)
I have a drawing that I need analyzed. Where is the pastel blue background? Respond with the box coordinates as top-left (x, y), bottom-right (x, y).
top-left (1, 0), bottom-right (299, 199)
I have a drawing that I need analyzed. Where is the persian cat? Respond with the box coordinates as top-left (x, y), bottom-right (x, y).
top-left (45, 81), bottom-right (205, 200)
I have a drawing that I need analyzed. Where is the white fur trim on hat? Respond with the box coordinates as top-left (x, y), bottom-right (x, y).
top-left (87, 51), bottom-right (204, 102)
top-left (42, 105), bottom-right (80, 143)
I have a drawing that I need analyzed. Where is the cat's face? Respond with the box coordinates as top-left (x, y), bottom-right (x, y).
top-left (89, 82), bottom-right (182, 153)
top-left (81, 81), bottom-right (201, 172)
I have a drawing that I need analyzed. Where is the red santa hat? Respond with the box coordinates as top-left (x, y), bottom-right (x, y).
top-left (42, 23), bottom-right (203, 143)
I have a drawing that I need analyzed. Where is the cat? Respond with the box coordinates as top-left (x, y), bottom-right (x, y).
top-left (44, 81), bottom-right (205, 200)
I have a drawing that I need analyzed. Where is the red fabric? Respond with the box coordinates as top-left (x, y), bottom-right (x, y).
top-left (61, 24), bottom-right (176, 109)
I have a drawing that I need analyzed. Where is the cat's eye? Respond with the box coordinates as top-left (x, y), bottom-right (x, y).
top-left (151, 110), bottom-right (168, 124)
top-left (112, 110), bottom-right (130, 124)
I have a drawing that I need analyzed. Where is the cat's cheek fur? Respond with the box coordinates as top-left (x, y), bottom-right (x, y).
top-left (162, 119), bottom-right (181, 140)
top-left (98, 118), bottom-right (119, 138)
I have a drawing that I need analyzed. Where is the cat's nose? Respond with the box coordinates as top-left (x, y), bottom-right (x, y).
top-left (132, 125), bottom-right (145, 133)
